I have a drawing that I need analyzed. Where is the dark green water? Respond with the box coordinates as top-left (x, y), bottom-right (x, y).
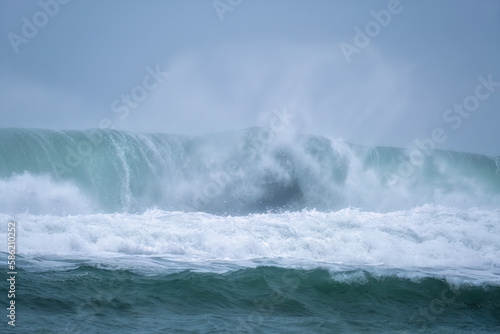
top-left (3, 264), bottom-right (499, 333)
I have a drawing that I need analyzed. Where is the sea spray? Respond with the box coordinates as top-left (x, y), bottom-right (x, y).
top-left (0, 128), bottom-right (499, 214)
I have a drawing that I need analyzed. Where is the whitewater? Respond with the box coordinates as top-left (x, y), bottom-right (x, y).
top-left (1, 127), bottom-right (499, 333)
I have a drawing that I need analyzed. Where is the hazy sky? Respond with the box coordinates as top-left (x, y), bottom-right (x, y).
top-left (1, 0), bottom-right (499, 155)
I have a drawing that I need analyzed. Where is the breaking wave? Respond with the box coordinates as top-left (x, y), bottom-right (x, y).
top-left (0, 127), bottom-right (499, 214)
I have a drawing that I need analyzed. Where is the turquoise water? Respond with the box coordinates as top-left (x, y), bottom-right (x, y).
top-left (1, 128), bottom-right (499, 333)
top-left (1, 128), bottom-right (499, 214)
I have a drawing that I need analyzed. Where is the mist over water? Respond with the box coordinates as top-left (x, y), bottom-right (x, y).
top-left (0, 127), bottom-right (499, 215)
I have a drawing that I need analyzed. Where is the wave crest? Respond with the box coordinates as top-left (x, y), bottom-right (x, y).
top-left (0, 128), bottom-right (499, 214)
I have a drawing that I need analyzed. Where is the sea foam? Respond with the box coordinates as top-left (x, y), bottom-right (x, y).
top-left (2, 206), bottom-right (498, 283)
top-left (0, 128), bottom-right (499, 214)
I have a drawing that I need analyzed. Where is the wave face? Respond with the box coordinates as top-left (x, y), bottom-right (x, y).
top-left (6, 265), bottom-right (500, 333)
top-left (0, 128), bottom-right (499, 214)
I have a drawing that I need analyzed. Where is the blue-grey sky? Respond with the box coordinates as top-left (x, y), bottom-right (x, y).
top-left (1, 0), bottom-right (499, 155)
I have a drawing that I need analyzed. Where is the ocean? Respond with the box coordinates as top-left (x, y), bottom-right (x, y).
top-left (1, 127), bottom-right (499, 333)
